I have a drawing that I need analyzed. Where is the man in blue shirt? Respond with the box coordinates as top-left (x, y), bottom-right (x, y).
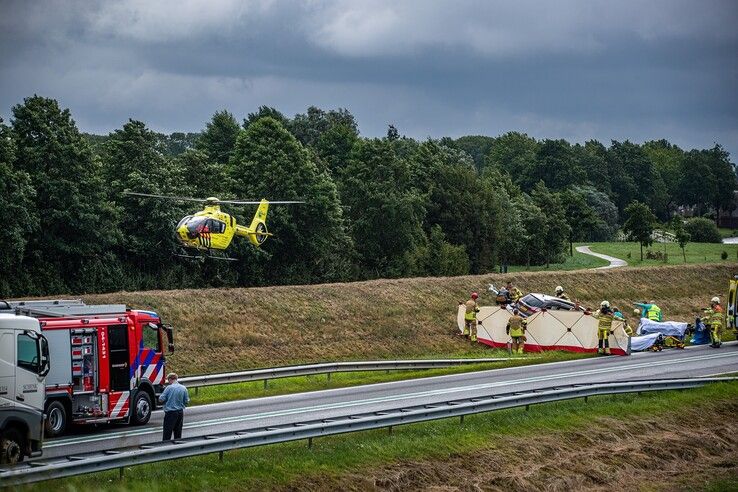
top-left (159, 372), bottom-right (190, 441)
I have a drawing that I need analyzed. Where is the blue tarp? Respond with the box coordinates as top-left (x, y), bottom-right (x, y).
top-left (690, 319), bottom-right (710, 345)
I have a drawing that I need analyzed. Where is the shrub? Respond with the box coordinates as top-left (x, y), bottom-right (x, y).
top-left (684, 218), bottom-right (722, 243)
top-left (721, 251), bottom-right (728, 260)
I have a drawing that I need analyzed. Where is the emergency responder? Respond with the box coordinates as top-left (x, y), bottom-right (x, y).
top-left (463, 292), bottom-right (480, 342)
top-left (594, 301), bottom-right (614, 355)
top-left (506, 308), bottom-right (527, 355)
top-left (703, 296), bottom-right (724, 348)
top-left (612, 306), bottom-right (634, 336)
top-left (554, 285), bottom-right (570, 301)
top-left (506, 281), bottom-right (523, 303)
top-left (634, 301), bottom-right (662, 321)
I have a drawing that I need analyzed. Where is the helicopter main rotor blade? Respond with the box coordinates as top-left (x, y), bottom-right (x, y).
top-left (123, 191), bottom-right (206, 203)
top-left (217, 200), bottom-right (306, 205)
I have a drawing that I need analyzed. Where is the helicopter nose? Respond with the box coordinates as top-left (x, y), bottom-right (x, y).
top-left (177, 224), bottom-right (193, 242)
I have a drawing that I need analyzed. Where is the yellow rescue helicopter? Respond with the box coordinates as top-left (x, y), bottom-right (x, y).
top-left (123, 192), bottom-right (303, 261)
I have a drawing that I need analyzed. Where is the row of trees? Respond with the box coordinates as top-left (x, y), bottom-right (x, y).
top-left (1, 97), bottom-right (735, 296)
top-left (448, 134), bottom-right (736, 221)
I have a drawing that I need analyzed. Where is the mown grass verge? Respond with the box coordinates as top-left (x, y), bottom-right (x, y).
top-left (23, 381), bottom-right (738, 492)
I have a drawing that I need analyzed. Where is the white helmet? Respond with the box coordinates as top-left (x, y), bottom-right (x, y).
top-left (555, 286), bottom-right (564, 294)
top-left (711, 296), bottom-right (720, 304)
top-left (600, 300), bottom-right (610, 309)
top-left (633, 308), bottom-right (641, 315)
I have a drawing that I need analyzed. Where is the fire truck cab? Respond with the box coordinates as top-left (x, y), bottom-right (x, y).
top-left (1, 300), bottom-right (174, 437)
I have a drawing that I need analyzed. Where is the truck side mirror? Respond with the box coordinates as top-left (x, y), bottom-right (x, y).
top-left (163, 325), bottom-right (175, 354)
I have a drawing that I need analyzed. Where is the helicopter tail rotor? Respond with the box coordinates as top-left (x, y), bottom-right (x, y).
top-left (246, 199), bottom-right (272, 246)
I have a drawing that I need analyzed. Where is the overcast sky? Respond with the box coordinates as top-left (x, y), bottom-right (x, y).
top-left (1, 0), bottom-right (736, 158)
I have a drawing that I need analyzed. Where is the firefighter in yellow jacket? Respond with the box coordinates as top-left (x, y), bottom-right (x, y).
top-left (594, 301), bottom-right (614, 355)
top-left (505, 281), bottom-right (523, 303)
top-left (704, 296), bottom-right (724, 348)
top-left (506, 309), bottom-right (527, 354)
top-left (463, 292), bottom-right (480, 342)
top-left (554, 285), bottom-right (570, 301)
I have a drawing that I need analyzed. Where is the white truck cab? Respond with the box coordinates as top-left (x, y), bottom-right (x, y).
top-left (0, 313), bottom-right (49, 464)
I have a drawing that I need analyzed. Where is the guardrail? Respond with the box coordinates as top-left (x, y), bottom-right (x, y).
top-left (179, 358), bottom-right (515, 391)
top-left (2, 377), bottom-right (734, 486)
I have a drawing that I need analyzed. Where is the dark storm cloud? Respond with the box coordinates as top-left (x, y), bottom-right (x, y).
top-left (1, 0), bottom-right (736, 157)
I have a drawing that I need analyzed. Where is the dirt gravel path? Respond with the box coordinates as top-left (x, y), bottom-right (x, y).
top-left (576, 245), bottom-right (628, 269)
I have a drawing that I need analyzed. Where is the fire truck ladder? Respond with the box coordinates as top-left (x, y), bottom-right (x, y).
top-left (0, 299), bottom-right (129, 318)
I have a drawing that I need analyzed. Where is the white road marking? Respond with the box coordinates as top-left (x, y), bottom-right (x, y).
top-left (48, 350), bottom-right (738, 448)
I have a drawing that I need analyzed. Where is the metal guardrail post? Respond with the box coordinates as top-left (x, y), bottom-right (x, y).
top-left (180, 358), bottom-right (515, 390)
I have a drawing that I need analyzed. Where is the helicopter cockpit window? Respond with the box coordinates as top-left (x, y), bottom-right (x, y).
top-left (177, 216), bottom-right (192, 229)
top-left (208, 219), bottom-right (226, 234)
top-left (185, 217), bottom-right (208, 238)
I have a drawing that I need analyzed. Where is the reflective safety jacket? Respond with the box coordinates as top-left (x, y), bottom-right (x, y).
top-left (595, 310), bottom-right (614, 332)
top-left (507, 315), bottom-right (526, 337)
top-left (704, 306), bottom-right (724, 329)
top-left (647, 304), bottom-right (662, 322)
top-left (557, 292), bottom-right (571, 301)
top-left (509, 287), bottom-right (523, 302)
top-left (464, 299), bottom-right (478, 321)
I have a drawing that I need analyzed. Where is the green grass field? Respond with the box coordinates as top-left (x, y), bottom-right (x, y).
top-left (587, 241), bottom-right (738, 267)
top-left (718, 227), bottom-right (738, 239)
top-left (506, 241), bottom-right (738, 273)
top-left (29, 381), bottom-right (738, 491)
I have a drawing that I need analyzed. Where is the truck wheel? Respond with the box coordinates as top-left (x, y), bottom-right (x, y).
top-left (0, 429), bottom-right (23, 465)
top-left (45, 401), bottom-right (68, 437)
top-left (131, 391), bottom-right (152, 425)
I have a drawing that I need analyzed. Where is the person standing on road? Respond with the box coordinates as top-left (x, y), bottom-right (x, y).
top-left (463, 292), bottom-right (480, 342)
top-left (704, 297), bottom-right (724, 348)
top-left (594, 301), bottom-right (614, 355)
top-left (159, 373), bottom-right (190, 441)
top-left (506, 309), bottom-right (527, 355)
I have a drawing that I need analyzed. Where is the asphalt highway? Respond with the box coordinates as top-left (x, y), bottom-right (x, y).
top-left (41, 341), bottom-right (738, 460)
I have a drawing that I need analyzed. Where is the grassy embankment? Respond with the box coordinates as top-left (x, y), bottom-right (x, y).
top-left (588, 241), bottom-right (738, 267)
top-left (79, 263), bottom-right (738, 379)
top-left (24, 381), bottom-right (738, 491)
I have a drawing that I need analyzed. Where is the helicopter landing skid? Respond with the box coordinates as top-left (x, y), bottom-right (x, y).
top-left (174, 250), bottom-right (237, 262)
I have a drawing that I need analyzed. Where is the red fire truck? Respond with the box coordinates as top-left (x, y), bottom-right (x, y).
top-left (1, 300), bottom-right (174, 437)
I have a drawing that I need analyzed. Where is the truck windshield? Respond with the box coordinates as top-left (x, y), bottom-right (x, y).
top-left (17, 332), bottom-right (40, 373)
top-left (144, 322), bottom-right (161, 351)
top-left (17, 331), bottom-right (49, 376)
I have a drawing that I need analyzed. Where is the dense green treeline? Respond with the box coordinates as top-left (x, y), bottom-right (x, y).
top-left (1, 96), bottom-right (735, 296)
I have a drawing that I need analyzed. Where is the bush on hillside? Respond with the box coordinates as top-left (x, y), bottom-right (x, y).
top-left (684, 217), bottom-right (722, 243)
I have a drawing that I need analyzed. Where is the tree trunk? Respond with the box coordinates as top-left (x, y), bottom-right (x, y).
top-left (640, 242), bottom-right (644, 261)
top-left (682, 246), bottom-right (686, 263)
top-left (570, 239), bottom-right (573, 257)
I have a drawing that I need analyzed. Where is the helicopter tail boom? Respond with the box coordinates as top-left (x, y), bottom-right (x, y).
top-left (236, 199), bottom-right (272, 246)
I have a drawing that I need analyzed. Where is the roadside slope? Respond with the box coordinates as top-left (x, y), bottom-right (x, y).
top-left (78, 263), bottom-right (738, 375)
